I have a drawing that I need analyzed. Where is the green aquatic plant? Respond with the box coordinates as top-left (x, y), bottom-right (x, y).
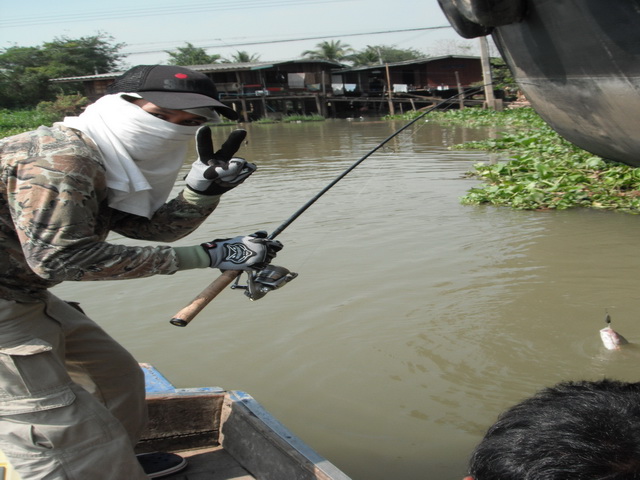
top-left (281, 114), bottom-right (325, 123)
top-left (426, 107), bottom-right (640, 214)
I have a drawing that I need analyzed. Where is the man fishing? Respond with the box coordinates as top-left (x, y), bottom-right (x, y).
top-left (0, 65), bottom-right (283, 479)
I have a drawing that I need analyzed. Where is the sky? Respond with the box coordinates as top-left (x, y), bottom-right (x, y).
top-left (0, 0), bottom-right (479, 67)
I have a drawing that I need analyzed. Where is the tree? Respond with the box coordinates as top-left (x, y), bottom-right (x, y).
top-left (223, 51), bottom-right (261, 63)
top-left (0, 46), bottom-right (49, 108)
top-left (0, 34), bottom-right (125, 109)
top-left (302, 40), bottom-right (352, 62)
top-left (165, 43), bottom-right (221, 66)
top-left (349, 47), bottom-right (380, 66)
top-left (350, 45), bottom-right (425, 66)
top-left (426, 39), bottom-right (477, 57)
top-left (41, 34), bottom-right (125, 79)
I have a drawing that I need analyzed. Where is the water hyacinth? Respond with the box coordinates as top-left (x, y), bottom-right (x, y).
top-left (428, 107), bottom-right (640, 214)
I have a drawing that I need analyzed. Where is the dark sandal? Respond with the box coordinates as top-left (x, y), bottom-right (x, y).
top-left (136, 452), bottom-right (187, 478)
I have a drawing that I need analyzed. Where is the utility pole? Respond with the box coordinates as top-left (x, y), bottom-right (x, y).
top-left (385, 63), bottom-right (395, 115)
top-left (479, 36), bottom-right (496, 110)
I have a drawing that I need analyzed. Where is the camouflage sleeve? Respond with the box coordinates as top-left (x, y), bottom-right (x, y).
top-left (4, 127), bottom-right (182, 282)
top-left (109, 190), bottom-right (220, 242)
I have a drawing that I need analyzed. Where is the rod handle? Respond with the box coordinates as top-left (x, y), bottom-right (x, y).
top-left (170, 270), bottom-right (241, 327)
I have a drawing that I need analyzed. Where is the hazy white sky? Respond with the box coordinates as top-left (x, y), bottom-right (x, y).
top-left (0, 0), bottom-right (477, 66)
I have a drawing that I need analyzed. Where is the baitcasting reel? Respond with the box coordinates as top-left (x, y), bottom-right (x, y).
top-left (231, 265), bottom-right (298, 301)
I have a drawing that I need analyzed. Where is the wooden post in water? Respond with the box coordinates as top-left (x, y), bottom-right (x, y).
top-left (479, 36), bottom-right (496, 110)
top-left (235, 71), bottom-right (250, 123)
top-left (385, 63), bottom-right (395, 115)
top-left (315, 94), bottom-right (322, 116)
top-left (455, 71), bottom-right (464, 110)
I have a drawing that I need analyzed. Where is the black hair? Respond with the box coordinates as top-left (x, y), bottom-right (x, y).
top-left (469, 379), bottom-right (640, 480)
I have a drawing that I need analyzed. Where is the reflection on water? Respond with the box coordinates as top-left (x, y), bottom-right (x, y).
top-left (53, 119), bottom-right (640, 479)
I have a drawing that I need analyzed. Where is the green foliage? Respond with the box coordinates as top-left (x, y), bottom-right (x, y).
top-left (429, 106), bottom-right (546, 128)
top-left (281, 114), bottom-right (325, 123)
top-left (39, 34), bottom-right (125, 80)
top-left (253, 114), bottom-right (325, 124)
top-left (489, 57), bottom-right (515, 92)
top-left (222, 51), bottom-right (261, 63)
top-left (165, 42), bottom-right (221, 66)
top-left (428, 107), bottom-right (640, 213)
top-left (349, 45), bottom-right (425, 66)
top-left (36, 93), bottom-right (89, 118)
top-left (0, 109), bottom-right (59, 137)
top-left (0, 33), bottom-right (125, 108)
top-left (302, 40), bottom-right (353, 62)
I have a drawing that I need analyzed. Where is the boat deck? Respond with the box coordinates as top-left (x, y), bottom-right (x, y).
top-left (139, 364), bottom-right (352, 480)
top-left (162, 445), bottom-right (254, 480)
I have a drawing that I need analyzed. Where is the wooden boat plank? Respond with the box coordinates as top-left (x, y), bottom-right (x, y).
top-left (220, 391), bottom-right (351, 480)
top-left (159, 446), bottom-right (254, 480)
top-left (138, 364), bottom-right (352, 480)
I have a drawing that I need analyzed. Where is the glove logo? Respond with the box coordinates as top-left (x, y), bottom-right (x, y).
top-left (223, 243), bottom-right (256, 264)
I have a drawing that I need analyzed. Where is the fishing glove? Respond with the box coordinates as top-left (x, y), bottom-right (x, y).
top-left (201, 231), bottom-right (283, 271)
top-left (185, 126), bottom-right (256, 195)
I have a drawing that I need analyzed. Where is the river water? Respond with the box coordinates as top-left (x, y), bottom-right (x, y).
top-left (53, 119), bottom-right (640, 480)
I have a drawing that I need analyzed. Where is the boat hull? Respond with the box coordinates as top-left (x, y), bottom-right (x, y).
top-left (139, 363), bottom-right (351, 480)
top-left (440, 0), bottom-right (640, 167)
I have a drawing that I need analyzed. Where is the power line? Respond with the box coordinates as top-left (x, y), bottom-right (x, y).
top-left (122, 26), bottom-right (451, 56)
top-left (0, 0), bottom-right (356, 28)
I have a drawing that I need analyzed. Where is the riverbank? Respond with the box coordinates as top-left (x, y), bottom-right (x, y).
top-left (7, 106), bottom-right (640, 215)
top-left (0, 109), bottom-right (59, 137)
top-left (426, 107), bottom-right (640, 214)
top-left (0, 109), bottom-right (325, 138)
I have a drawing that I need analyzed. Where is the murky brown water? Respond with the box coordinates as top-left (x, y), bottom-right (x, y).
top-left (53, 119), bottom-right (640, 480)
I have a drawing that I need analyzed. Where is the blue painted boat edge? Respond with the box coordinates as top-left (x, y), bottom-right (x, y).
top-left (141, 363), bottom-right (224, 395)
top-left (228, 390), bottom-right (352, 480)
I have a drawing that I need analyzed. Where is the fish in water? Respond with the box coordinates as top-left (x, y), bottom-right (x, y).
top-left (600, 313), bottom-right (629, 350)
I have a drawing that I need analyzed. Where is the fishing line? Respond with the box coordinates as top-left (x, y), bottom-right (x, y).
top-left (267, 85), bottom-right (487, 241)
top-left (170, 84), bottom-right (493, 326)
top-left (343, 87), bottom-right (484, 207)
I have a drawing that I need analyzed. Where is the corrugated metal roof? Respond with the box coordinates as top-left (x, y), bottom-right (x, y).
top-left (332, 55), bottom-right (481, 73)
top-left (50, 58), bottom-right (345, 83)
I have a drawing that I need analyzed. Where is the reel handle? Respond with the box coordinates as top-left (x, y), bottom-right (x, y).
top-left (170, 270), bottom-right (241, 327)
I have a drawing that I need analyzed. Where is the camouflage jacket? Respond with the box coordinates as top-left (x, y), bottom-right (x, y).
top-left (0, 124), bottom-right (218, 302)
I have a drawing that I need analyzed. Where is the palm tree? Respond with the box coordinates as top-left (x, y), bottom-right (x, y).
top-left (165, 42), bottom-right (221, 66)
top-left (224, 51), bottom-right (261, 63)
top-left (302, 40), bottom-right (353, 62)
top-left (349, 46), bottom-right (382, 66)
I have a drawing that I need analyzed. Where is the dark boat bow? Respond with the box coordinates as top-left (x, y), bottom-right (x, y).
top-left (439, 0), bottom-right (640, 167)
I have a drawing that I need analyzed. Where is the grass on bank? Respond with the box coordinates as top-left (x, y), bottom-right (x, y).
top-left (5, 105), bottom-right (640, 214)
top-left (0, 109), bottom-right (325, 138)
top-left (0, 109), bottom-right (60, 138)
top-left (404, 107), bottom-right (640, 214)
top-left (253, 114), bottom-right (325, 124)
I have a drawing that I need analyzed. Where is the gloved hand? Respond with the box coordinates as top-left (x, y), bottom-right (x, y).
top-left (201, 231), bottom-right (283, 271)
top-left (185, 126), bottom-right (256, 195)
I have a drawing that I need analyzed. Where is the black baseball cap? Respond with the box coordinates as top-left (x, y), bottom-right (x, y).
top-left (107, 65), bottom-right (238, 120)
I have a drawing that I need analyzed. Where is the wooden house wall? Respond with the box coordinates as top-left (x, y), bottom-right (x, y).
top-left (84, 79), bottom-right (115, 102)
top-left (419, 58), bottom-right (482, 89)
top-left (207, 63), bottom-right (329, 95)
top-left (336, 58), bottom-right (482, 94)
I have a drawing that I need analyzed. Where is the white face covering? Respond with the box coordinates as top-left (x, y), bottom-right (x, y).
top-left (62, 94), bottom-right (199, 218)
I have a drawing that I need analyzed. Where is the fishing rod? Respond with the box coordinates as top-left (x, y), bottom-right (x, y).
top-left (170, 87), bottom-right (485, 326)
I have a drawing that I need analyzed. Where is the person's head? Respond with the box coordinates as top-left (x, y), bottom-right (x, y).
top-left (106, 64), bottom-right (238, 123)
top-left (466, 379), bottom-right (640, 480)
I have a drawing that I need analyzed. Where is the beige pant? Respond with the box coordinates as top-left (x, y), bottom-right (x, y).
top-left (0, 294), bottom-right (149, 479)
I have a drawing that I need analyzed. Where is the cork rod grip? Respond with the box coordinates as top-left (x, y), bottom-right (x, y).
top-left (169, 270), bottom-right (241, 327)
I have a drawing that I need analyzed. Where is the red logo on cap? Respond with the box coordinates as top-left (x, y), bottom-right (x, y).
top-left (175, 73), bottom-right (188, 79)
